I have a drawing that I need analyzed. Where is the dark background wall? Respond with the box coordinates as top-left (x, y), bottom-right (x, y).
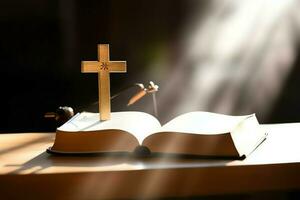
top-left (0, 0), bottom-right (190, 132)
top-left (0, 0), bottom-right (300, 133)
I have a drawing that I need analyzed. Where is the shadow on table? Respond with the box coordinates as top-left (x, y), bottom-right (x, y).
top-left (7, 151), bottom-right (234, 174)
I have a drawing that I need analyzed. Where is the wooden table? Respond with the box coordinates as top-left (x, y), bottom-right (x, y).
top-left (1, 124), bottom-right (300, 199)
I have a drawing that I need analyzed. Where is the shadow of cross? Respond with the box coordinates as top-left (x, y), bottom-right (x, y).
top-left (81, 44), bottom-right (127, 121)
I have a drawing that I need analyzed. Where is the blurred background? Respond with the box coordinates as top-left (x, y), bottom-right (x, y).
top-left (1, 0), bottom-right (300, 132)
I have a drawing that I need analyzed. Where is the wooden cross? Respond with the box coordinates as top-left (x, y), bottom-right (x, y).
top-left (81, 44), bottom-right (127, 121)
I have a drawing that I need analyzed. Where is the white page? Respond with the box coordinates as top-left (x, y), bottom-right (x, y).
top-left (58, 111), bottom-right (161, 144)
top-left (159, 112), bottom-right (253, 134)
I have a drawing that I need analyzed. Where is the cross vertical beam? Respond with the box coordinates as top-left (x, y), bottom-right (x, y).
top-left (98, 44), bottom-right (110, 120)
top-left (81, 44), bottom-right (127, 121)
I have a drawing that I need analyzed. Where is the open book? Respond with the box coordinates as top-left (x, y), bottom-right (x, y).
top-left (48, 111), bottom-right (267, 158)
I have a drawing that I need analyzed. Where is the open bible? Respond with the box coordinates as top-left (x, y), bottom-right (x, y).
top-left (48, 111), bottom-right (267, 158)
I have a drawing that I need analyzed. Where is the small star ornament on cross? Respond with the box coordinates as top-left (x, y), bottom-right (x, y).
top-left (81, 44), bottom-right (127, 121)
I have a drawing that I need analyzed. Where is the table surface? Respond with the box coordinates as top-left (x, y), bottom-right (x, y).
top-left (1, 123), bottom-right (300, 199)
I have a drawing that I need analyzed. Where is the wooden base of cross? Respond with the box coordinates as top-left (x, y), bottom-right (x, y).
top-left (81, 44), bottom-right (127, 121)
